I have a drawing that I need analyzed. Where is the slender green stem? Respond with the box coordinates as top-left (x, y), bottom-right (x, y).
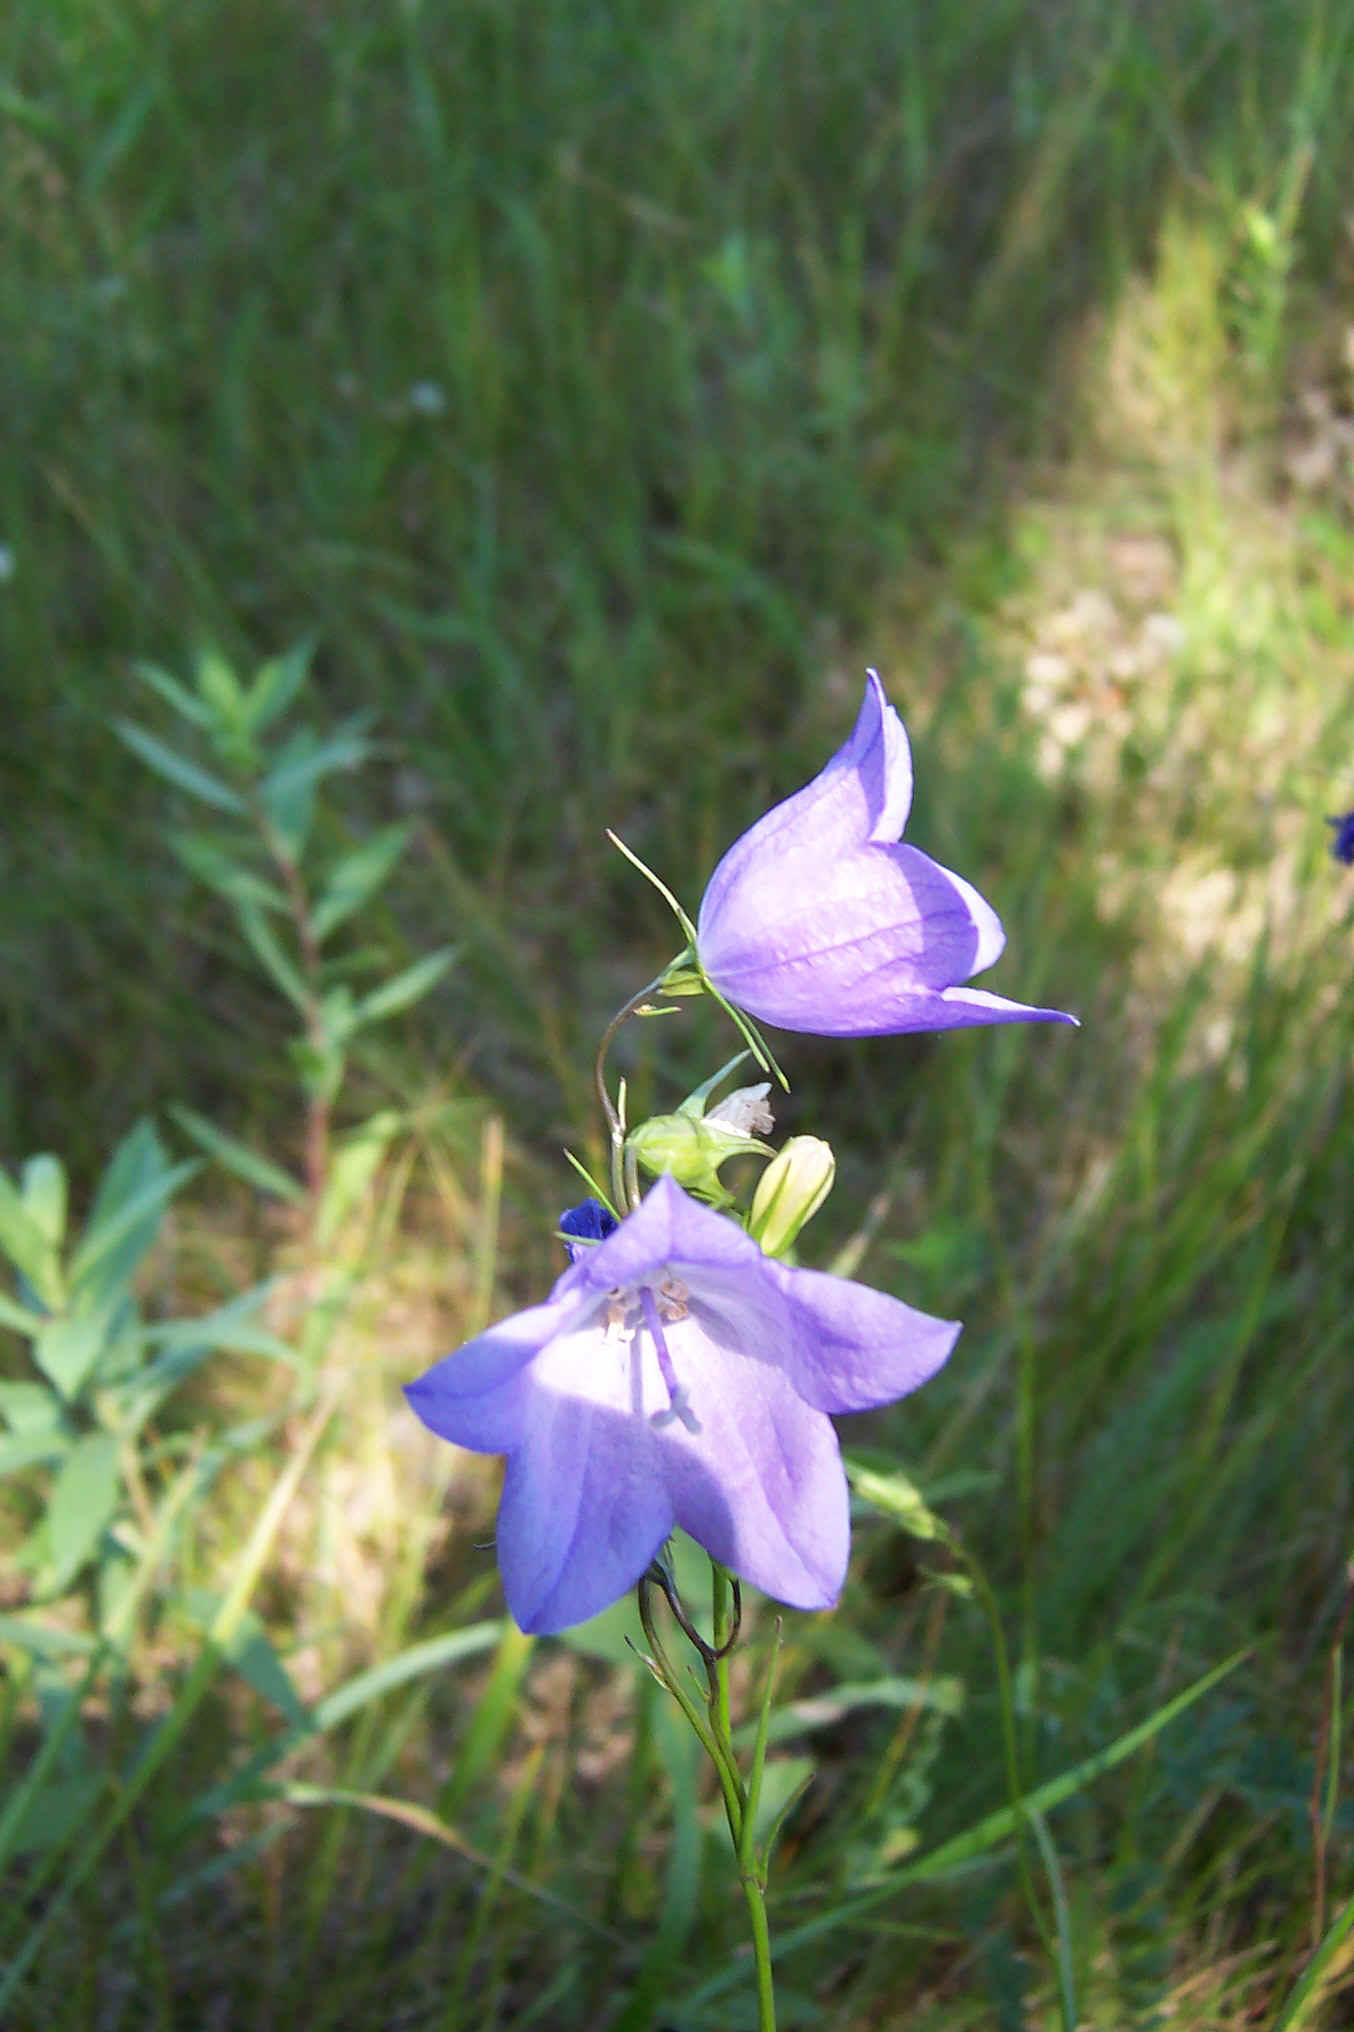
top-left (637, 1563), bottom-right (777, 2031)
top-left (638, 1578), bottom-right (743, 1840)
top-left (250, 797), bottom-right (331, 1218)
top-left (967, 1552), bottom-right (1057, 1968)
top-left (1310, 1559), bottom-right (1354, 1946)
top-left (710, 1561), bottom-right (737, 1746)
top-left (593, 966), bottom-right (683, 1210)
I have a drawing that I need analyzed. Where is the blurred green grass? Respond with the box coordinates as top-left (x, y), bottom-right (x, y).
top-left (5, 0), bottom-right (1354, 2025)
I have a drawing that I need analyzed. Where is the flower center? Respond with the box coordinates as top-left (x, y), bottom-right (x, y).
top-left (641, 1283), bottom-right (702, 1433)
top-left (602, 1274), bottom-right (701, 1434)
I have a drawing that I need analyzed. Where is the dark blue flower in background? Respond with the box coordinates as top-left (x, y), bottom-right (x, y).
top-left (558, 1198), bottom-right (619, 1261)
top-left (1327, 810), bottom-right (1354, 866)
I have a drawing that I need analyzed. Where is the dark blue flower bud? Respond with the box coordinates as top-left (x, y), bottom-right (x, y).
top-left (558, 1198), bottom-right (619, 1260)
top-left (1327, 810), bottom-right (1354, 866)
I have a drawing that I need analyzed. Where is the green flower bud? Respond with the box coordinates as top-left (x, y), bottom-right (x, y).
top-left (747, 1136), bottom-right (836, 1257)
top-left (628, 1107), bottom-right (773, 1195)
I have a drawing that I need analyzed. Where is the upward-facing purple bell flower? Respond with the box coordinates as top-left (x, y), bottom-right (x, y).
top-left (696, 671), bottom-right (1076, 1036)
top-left (406, 1173), bottom-right (958, 1634)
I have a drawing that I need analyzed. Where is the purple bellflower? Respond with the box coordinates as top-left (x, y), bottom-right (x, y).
top-left (695, 670), bottom-right (1076, 1036)
top-left (406, 1174), bottom-right (959, 1634)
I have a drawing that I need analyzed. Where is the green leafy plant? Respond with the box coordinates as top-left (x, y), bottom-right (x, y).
top-left (116, 643), bottom-right (455, 1238)
top-left (0, 1120), bottom-right (300, 1621)
top-left (0, 1119), bottom-right (308, 1940)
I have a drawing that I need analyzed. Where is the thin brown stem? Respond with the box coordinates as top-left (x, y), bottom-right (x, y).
top-left (250, 800), bottom-right (331, 1219)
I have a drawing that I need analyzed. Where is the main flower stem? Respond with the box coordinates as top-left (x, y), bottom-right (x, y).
top-left (711, 1561), bottom-right (777, 2032)
top-left (638, 1564), bottom-right (777, 2031)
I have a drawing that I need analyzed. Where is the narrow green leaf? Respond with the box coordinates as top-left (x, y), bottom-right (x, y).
top-left (183, 1622), bottom-right (505, 1827)
top-left (193, 648), bottom-right (247, 727)
top-left (316, 1113), bottom-right (402, 1245)
top-left (0, 1430), bottom-right (70, 1477)
top-left (47, 1432), bottom-right (122, 1590)
top-left (262, 715), bottom-right (373, 805)
top-left (1271, 1883), bottom-right (1354, 2029)
top-left (0, 1168), bottom-right (63, 1309)
top-left (351, 947), bottom-right (456, 1027)
top-left (114, 719), bottom-right (246, 812)
top-left (258, 758), bottom-right (315, 859)
top-left (732, 1673), bottom-right (966, 1750)
top-left (258, 715), bottom-right (371, 857)
top-left (244, 638), bottom-right (314, 732)
top-left (237, 903), bottom-right (311, 1011)
top-left (750, 1755), bottom-right (815, 1857)
top-left (20, 1156), bottom-right (66, 1252)
top-left (131, 659), bottom-right (215, 728)
top-left (0, 1381), bottom-right (63, 1432)
top-left (119, 1301), bottom-right (300, 1429)
top-left (313, 1624), bottom-right (506, 1732)
top-left (71, 1124), bottom-right (184, 1313)
top-left (0, 1290), bottom-right (45, 1335)
top-left (69, 1157), bottom-right (199, 1297)
top-left (33, 1311), bottom-right (109, 1400)
top-left (145, 1300), bottom-right (301, 1367)
top-left (1028, 1809), bottom-right (1079, 2031)
top-left (85, 1120), bottom-right (165, 1235)
top-left (75, 1130), bottom-right (176, 1307)
top-left (168, 1105), bottom-right (306, 1204)
top-left (318, 982), bottom-right (357, 1049)
top-left (310, 822), bottom-right (413, 943)
top-left (171, 831), bottom-right (288, 913)
top-left (0, 1776), bottom-right (102, 1860)
top-left (280, 1783), bottom-right (622, 1943)
top-left (183, 1589), bottom-right (307, 1724)
top-left (0, 1615), bottom-right (96, 1660)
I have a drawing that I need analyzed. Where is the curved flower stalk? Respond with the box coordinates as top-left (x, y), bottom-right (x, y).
top-left (406, 1174), bottom-right (959, 1634)
top-left (695, 670), bottom-right (1077, 1037)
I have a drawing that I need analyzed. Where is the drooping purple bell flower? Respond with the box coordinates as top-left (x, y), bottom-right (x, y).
top-left (695, 671), bottom-right (1077, 1036)
top-left (407, 1174), bottom-right (958, 1633)
top-left (1327, 809), bottom-right (1354, 866)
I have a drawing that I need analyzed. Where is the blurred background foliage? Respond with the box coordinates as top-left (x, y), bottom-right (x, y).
top-left (3, 0), bottom-right (1354, 2024)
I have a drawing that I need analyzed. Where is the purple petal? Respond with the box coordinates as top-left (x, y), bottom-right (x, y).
top-left (497, 1389), bottom-right (674, 1633)
top-left (696, 672), bottom-right (1077, 1037)
top-left (698, 673), bottom-right (912, 938)
top-left (655, 1328), bottom-right (851, 1608)
top-left (404, 1289), bottom-right (588, 1454)
top-left (408, 1176), bottom-right (965, 1630)
top-left (916, 985), bottom-right (1078, 1028)
top-left (574, 1170), bottom-right (756, 1292)
top-left (768, 1260), bottom-right (960, 1412)
top-left (700, 832), bottom-right (1072, 1034)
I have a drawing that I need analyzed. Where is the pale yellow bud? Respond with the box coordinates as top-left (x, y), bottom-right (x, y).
top-left (747, 1136), bottom-right (836, 1256)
